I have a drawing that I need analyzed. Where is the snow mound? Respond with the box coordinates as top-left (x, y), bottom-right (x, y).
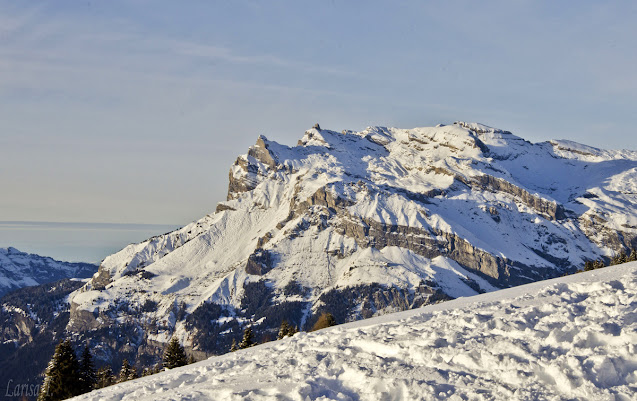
top-left (76, 262), bottom-right (637, 401)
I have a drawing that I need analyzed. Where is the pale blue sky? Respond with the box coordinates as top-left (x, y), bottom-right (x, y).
top-left (2, 0), bottom-right (636, 228)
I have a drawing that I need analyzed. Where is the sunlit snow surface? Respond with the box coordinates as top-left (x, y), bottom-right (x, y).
top-left (76, 262), bottom-right (637, 401)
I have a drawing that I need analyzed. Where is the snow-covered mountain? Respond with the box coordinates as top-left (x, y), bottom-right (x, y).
top-left (76, 261), bottom-right (637, 401)
top-left (65, 122), bottom-right (636, 365)
top-left (0, 247), bottom-right (97, 297)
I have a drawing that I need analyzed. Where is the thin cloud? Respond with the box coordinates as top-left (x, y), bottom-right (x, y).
top-left (166, 39), bottom-right (357, 77)
top-left (0, 9), bottom-right (363, 103)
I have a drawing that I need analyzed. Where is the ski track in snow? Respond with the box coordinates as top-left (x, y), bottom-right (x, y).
top-left (76, 262), bottom-right (637, 401)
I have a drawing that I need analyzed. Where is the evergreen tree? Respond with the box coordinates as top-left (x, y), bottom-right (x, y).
top-left (38, 339), bottom-right (82, 401)
top-left (78, 345), bottom-right (97, 393)
top-left (611, 251), bottom-right (628, 266)
top-left (277, 320), bottom-right (291, 340)
top-left (118, 359), bottom-right (137, 383)
top-left (277, 320), bottom-right (298, 339)
top-left (239, 326), bottom-right (254, 349)
top-left (287, 324), bottom-right (299, 337)
top-left (311, 312), bottom-right (336, 331)
top-left (230, 338), bottom-right (238, 352)
top-left (163, 337), bottom-right (188, 369)
top-left (96, 366), bottom-right (114, 389)
top-left (629, 248), bottom-right (637, 262)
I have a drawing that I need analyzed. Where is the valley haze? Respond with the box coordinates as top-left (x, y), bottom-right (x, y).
top-left (0, 221), bottom-right (181, 263)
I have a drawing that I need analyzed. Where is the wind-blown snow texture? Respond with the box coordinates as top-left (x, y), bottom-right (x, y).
top-left (0, 247), bottom-right (96, 297)
top-left (76, 262), bottom-right (637, 401)
top-left (68, 122), bottom-right (637, 360)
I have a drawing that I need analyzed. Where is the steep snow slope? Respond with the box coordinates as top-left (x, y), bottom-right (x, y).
top-left (76, 262), bottom-right (637, 401)
top-left (67, 122), bottom-right (637, 363)
top-left (0, 247), bottom-right (96, 297)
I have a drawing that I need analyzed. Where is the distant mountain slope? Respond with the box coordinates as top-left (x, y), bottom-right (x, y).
top-left (76, 261), bottom-right (637, 401)
top-left (0, 247), bottom-right (97, 297)
top-left (60, 122), bottom-right (637, 368)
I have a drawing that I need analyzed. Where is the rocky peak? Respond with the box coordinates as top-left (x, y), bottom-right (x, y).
top-left (65, 122), bottom-right (636, 367)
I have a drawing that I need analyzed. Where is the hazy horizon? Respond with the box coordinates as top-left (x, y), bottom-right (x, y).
top-left (0, 220), bottom-right (181, 263)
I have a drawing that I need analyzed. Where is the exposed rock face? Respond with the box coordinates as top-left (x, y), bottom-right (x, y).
top-left (248, 136), bottom-right (278, 168)
top-left (286, 181), bottom-right (556, 286)
top-left (227, 157), bottom-right (257, 198)
top-left (87, 266), bottom-right (111, 290)
top-left (245, 249), bottom-right (274, 275)
top-left (11, 122), bottom-right (635, 378)
top-left (228, 135), bottom-right (282, 200)
top-left (470, 174), bottom-right (566, 221)
top-left (315, 281), bottom-right (451, 324)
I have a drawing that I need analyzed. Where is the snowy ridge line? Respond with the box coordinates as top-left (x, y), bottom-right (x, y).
top-left (0, 247), bottom-right (97, 297)
top-left (75, 262), bottom-right (637, 401)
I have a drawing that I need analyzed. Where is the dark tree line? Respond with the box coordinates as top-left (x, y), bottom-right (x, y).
top-left (38, 337), bottom-right (194, 401)
top-left (226, 311), bottom-right (336, 354)
top-left (229, 313), bottom-right (335, 352)
top-left (582, 247), bottom-right (637, 272)
top-left (39, 310), bottom-right (342, 400)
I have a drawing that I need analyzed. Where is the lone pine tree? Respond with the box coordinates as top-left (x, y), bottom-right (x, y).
top-left (277, 321), bottom-right (290, 340)
top-left (118, 359), bottom-right (137, 383)
top-left (239, 326), bottom-right (255, 349)
top-left (38, 339), bottom-right (82, 401)
top-left (78, 345), bottom-right (97, 393)
top-left (277, 320), bottom-right (298, 340)
top-left (163, 337), bottom-right (187, 369)
top-left (96, 366), bottom-right (114, 389)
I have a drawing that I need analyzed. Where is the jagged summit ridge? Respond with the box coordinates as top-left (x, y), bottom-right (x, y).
top-left (68, 122), bottom-right (636, 363)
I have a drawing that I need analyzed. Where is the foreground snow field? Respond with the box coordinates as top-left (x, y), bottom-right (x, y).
top-left (76, 262), bottom-right (637, 401)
